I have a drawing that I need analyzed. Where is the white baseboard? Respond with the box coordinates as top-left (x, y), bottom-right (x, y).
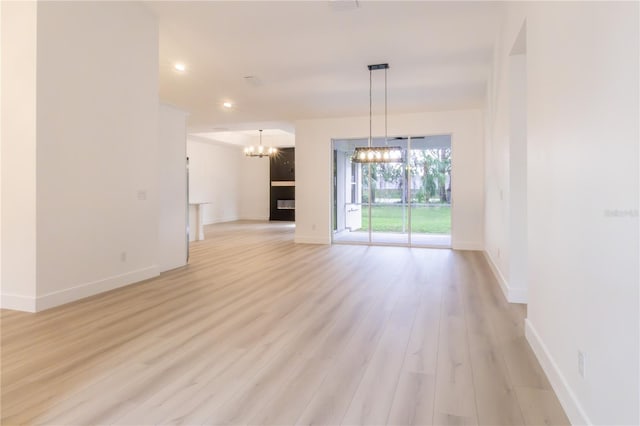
top-left (525, 319), bottom-right (591, 425)
top-left (452, 240), bottom-right (484, 250)
top-left (294, 235), bottom-right (330, 245)
top-left (1, 293), bottom-right (37, 312)
top-left (482, 251), bottom-right (527, 304)
top-left (158, 259), bottom-right (187, 274)
top-left (203, 216), bottom-right (240, 225)
top-left (483, 250), bottom-right (510, 300)
top-left (35, 265), bottom-right (159, 311)
top-left (508, 286), bottom-right (528, 304)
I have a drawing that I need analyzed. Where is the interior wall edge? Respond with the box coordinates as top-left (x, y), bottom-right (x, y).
top-left (483, 250), bottom-right (510, 302)
top-left (482, 250), bottom-right (527, 304)
top-left (0, 293), bottom-right (37, 312)
top-left (525, 319), bottom-right (592, 426)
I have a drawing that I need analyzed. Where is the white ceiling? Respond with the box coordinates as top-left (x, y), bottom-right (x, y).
top-left (191, 128), bottom-right (295, 147)
top-left (145, 1), bottom-right (502, 134)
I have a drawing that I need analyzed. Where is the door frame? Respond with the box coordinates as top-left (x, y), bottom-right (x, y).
top-left (330, 133), bottom-right (454, 248)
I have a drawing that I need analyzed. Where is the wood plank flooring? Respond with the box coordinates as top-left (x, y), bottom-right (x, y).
top-left (0, 221), bottom-right (569, 425)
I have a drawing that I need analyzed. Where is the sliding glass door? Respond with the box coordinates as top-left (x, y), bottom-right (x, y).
top-left (408, 136), bottom-right (452, 247)
top-left (332, 135), bottom-right (451, 247)
top-left (369, 137), bottom-right (409, 245)
top-left (333, 139), bottom-right (368, 243)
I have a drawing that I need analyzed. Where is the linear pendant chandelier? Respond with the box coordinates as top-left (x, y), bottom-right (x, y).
top-left (244, 129), bottom-right (277, 158)
top-left (352, 63), bottom-right (402, 164)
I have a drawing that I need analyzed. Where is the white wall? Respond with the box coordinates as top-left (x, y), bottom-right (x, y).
top-left (483, 10), bottom-right (529, 304)
top-left (507, 54), bottom-right (527, 302)
top-left (486, 2), bottom-right (639, 424)
top-left (187, 138), bottom-right (241, 227)
top-left (1, 1), bottom-right (38, 311)
top-left (158, 104), bottom-right (188, 272)
top-left (294, 110), bottom-right (484, 247)
top-left (186, 137), bottom-right (270, 230)
top-left (239, 153), bottom-right (270, 221)
top-left (0, 2), bottom-right (161, 312)
top-left (0, 0), bottom-right (2, 305)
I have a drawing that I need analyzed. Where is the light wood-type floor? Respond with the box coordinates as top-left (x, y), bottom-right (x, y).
top-left (1, 221), bottom-right (569, 425)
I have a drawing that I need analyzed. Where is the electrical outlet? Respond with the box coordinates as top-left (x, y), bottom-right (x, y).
top-left (121, 251), bottom-right (127, 262)
top-left (312, 224), bottom-right (316, 231)
top-left (578, 351), bottom-right (586, 378)
top-left (137, 190), bottom-right (147, 201)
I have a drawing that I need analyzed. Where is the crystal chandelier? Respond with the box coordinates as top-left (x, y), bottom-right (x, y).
top-left (244, 129), bottom-right (277, 158)
top-left (352, 63), bottom-right (402, 164)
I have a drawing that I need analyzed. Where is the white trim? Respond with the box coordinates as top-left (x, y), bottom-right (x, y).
top-left (483, 250), bottom-right (510, 299)
top-left (1, 293), bottom-right (37, 312)
top-left (525, 319), bottom-right (591, 426)
top-left (158, 259), bottom-right (187, 274)
top-left (483, 250), bottom-right (528, 304)
top-left (452, 241), bottom-right (484, 250)
top-left (202, 216), bottom-right (240, 225)
top-left (295, 235), bottom-right (330, 245)
top-left (238, 216), bottom-right (270, 221)
top-left (35, 265), bottom-right (159, 311)
top-left (508, 286), bottom-right (528, 304)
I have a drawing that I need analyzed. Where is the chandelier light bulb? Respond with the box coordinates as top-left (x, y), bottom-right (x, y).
top-left (244, 129), bottom-right (276, 158)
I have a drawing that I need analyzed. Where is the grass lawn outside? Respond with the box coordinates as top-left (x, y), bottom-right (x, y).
top-left (361, 204), bottom-right (451, 234)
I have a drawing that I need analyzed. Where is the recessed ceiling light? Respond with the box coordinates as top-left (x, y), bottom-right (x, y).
top-left (223, 102), bottom-right (233, 108)
top-left (174, 63), bottom-right (186, 72)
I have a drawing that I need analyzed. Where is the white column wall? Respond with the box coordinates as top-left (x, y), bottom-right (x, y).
top-left (485, 2), bottom-right (639, 424)
top-left (1, 2), bottom-right (161, 311)
top-left (0, 1), bottom-right (38, 311)
top-left (158, 104), bottom-right (188, 272)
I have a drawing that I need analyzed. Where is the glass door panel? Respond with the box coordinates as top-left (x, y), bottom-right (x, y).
top-left (409, 135), bottom-right (452, 247)
top-left (332, 139), bottom-right (369, 244)
top-left (369, 137), bottom-right (409, 245)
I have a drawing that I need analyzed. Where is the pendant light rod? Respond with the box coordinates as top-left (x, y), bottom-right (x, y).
top-left (369, 68), bottom-right (372, 148)
top-left (353, 63), bottom-right (400, 164)
top-left (366, 63), bottom-right (389, 148)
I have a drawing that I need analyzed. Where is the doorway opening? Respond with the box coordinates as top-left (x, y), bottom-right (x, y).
top-left (332, 135), bottom-right (452, 247)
